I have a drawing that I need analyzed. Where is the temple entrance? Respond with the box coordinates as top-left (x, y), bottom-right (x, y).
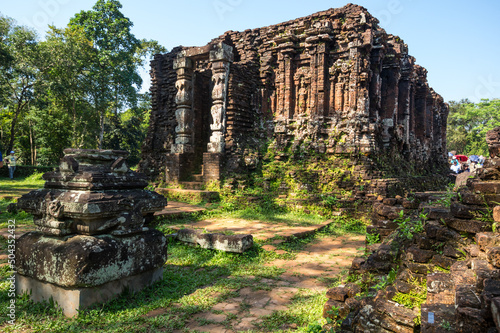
top-left (191, 70), bottom-right (212, 176)
top-left (164, 42), bottom-right (234, 184)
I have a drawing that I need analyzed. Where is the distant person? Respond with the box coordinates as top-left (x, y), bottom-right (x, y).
top-left (450, 156), bottom-right (458, 165)
top-left (6, 151), bottom-right (16, 179)
top-left (450, 161), bottom-right (461, 174)
top-left (0, 150), bottom-right (3, 168)
top-left (479, 155), bottom-right (485, 165)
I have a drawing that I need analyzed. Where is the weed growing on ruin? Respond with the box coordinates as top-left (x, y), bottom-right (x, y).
top-left (323, 306), bottom-right (344, 330)
top-left (373, 267), bottom-right (398, 291)
top-left (391, 278), bottom-right (427, 325)
top-left (440, 320), bottom-right (452, 330)
top-left (433, 183), bottom-right (456, 208)
top-left (366, 232), bottom-right (380, 245)
top-left (395, 210), bottom-right (427, 240)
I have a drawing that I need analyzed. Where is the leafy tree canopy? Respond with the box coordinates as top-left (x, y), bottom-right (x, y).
top-left (447, 99), bottom-right (500, 156)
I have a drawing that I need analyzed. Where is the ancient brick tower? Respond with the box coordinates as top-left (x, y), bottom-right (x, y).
top-left (139, 4), bottom-right (448, 188)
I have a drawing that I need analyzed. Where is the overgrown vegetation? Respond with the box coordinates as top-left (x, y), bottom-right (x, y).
top-left (0, 175), bottom-right (367, 332)
top-left (447, 98), bottom-right (500, 156)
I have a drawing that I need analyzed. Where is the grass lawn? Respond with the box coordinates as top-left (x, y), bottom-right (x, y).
top-left (0, 177), bottom-right (367, 332)
top-left (0, 173), bottom-right (45, 200)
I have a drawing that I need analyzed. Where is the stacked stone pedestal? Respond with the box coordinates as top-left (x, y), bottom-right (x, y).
top-left (15, 149), bottom-right (168, 317)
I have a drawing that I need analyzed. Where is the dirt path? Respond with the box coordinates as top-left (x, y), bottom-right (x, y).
top-left (152, 234), bottom-right (365, 332)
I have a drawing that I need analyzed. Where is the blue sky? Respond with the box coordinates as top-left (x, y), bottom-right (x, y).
top-left (2, 0), bottom-right (499, 103)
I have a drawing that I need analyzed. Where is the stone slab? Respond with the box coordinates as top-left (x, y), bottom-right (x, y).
top-left (444, 217), bottom-right (492, 234)
top-left (16, 267), bottom-right (163, 317)
top-left (177, 228), bottom-right (253, 253)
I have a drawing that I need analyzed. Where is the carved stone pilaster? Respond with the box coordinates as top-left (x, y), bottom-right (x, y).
top-left (208, 44), bottom-right (233, 153)
top-left (172, 57), bottom-right (194, 153)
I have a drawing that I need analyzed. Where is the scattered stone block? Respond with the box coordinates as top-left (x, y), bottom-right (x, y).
top-left (382, 198), bottom-right (398, 206)
top-left (420, 303), bottom-right (455, 333)
top-left (491, 297), bottom-right (500, 331)
top-left (422, 207), bottom-right (450, 220)
top-left (326, 287), bottom-right (349, 302)
top-left (451, 262), bottom-right (476, 286)
top-left (425, 221), bottom-right (459, 241)
top-left (431, 255), bottom-right (454, 270)
top-left (470, 181), bottom-right (500, 194)
top-left (406, 246), bottom-right (434, 263)
top-left (451, 202), bottom-right (489, 219)
top-left (487, 127), bottom-right (500, 158)
top-left (482, 280), bottom-right (500, 314)
top-left (445, 217), bottom-right (492, 234)
top-left (177, 228), bottom-right (253, 253)
top-left (351, 257), bottom-right (366, 270)
top-left (477, 232), bottom-right (500, 251)
top-left (494, 206), bottom-right (500, 223)
top-left (488, 247), bottom-right (500, 268)
top-left (456, 285), bottom-right (481, 309)
top-left (456, 307), bottom-right (489, 333)
top-left (323, 299), bottom-right (349, 319)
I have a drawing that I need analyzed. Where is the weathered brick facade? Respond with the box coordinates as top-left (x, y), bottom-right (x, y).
top-left (139, 4), bottom-right (448, 191)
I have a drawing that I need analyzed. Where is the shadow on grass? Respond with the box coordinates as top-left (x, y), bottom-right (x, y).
top-left (0, 240), bottom-right (281, 332)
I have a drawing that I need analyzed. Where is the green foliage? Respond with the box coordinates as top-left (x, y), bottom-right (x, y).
top-left (392, 278), bottom-right (427, 325)
top-left (0, 2), bottom-right (165, 165)
top-left (447, 99), bottom-right (500, 156)
top-left (440, 320), bottom-right (452, 330)
top-left (0, 15), bottom-right (39, 153)
top-left (432, 183), bottom-right (456, 208)
top-left (366, 232), bottom-right (380, 245)
top-left (395, 210), bottom-right (426, 240)
top-left (373, 267), bottom-right (398, 290)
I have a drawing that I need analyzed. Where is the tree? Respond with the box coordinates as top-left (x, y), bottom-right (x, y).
top-left (102, 93), bottom-right (151, 165)
top-left (0, 15), bottom-right (39, 153)
top-left (447, 99), bottom-right (500, 156)
top-left (69, 0), bottom-right (165, 148)
top-left (37, 25), bottom-right (98, 150)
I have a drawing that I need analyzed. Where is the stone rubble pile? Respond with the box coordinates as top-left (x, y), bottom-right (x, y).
top-left (324, 127), bottom-right (500, 332)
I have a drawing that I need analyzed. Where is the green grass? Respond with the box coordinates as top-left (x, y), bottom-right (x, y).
top-left (0, 173), bottom-right (45, 196)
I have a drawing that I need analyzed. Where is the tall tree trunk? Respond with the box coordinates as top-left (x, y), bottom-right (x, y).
top-left (29, 119), bottom-right (34, 165)
top-left (7, 104), bottom-right (22, 153)
top-left (98, 107), bottom-right (105, 149)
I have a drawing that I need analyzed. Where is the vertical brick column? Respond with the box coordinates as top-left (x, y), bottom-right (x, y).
top-left (208, 43), bottom-right (233, 153)
top-left (203, 153), bottom-right (223, 182)
top-left (172, 56), bottom-right (194, 154)
top-left (165, 153), bottom-right (195, 183)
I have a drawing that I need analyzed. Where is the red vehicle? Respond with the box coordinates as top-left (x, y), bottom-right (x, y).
top-left (454, 155), bottom-right (468, 162)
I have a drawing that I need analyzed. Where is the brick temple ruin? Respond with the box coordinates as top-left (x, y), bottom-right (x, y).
top-left (139, 4), bottom-right (448, 194)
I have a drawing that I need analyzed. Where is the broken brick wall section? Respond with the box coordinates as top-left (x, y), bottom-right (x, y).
top-left (331, 127), bottom-right (500, 332)
top-left (139, 4), bottom-right (449, 195)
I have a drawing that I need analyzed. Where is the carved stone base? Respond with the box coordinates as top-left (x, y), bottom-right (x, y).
top-left (16, 267), bottom-right (163, 317)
